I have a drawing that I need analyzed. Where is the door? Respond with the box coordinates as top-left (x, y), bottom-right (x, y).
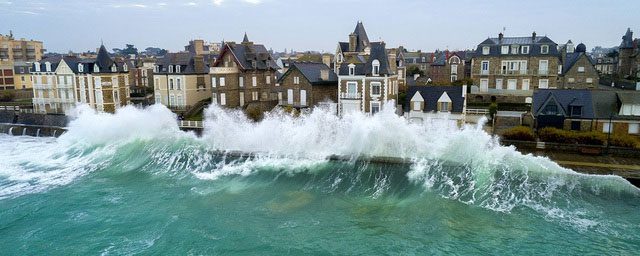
top-left (571, 121), bottom-right (581, 131)
top-left (287, 89), bottom-right (293, 105)
top-left (480, 79), bottom-right (489, 92)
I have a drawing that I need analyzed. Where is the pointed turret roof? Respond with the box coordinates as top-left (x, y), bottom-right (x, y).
top-left (96, 44), bottom-right (114, 70)
top-left (353, 21), bottom-right (370, 51)
top-left (620, 28), bottom-right (634, 49)
top-left (243, 33), bottom-right (250, 43)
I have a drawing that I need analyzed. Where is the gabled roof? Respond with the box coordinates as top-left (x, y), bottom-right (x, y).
top-left (337, 42), bottom-right (392, 76)
top-left (620, 28), bottom-right (635, 49)
top-left (475, 34), bottom-right (559, 57)
top-left (213, 38), bottom-right (278, 71)
top-left (155, 52), bottom-right (208, 74)
top-left (533, 90), bottom-right (596, 118)
top-left (406, 86), bottom-right (464, 113)
top-left (279, 62), bottom-right (338, 85)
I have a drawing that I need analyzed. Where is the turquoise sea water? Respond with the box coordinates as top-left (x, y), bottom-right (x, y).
top-left (1, 105), bottom-right (639, 255)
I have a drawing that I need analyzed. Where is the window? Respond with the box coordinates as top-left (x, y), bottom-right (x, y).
top-left (154, 65), bottom-right (159, 73)
top-left (539, 60), bottom-right (549, 75)
top-left (578, 67), bottom-right (585, 72)
top-left (212, 93), bottom-right (217, 104)
top-left (496, 79), bottom-right (503, 90)
top-left (111, 65), bottom-right (117, 72)
top-left (451, 64), bottom-right (458, 74)
top-left (629, 123), bottom-right (639, 134)
top-left (337, 53), bottom-right (343, 62)
top-left (412, 101), bottom-right (421, 111)
top-left (586, 78), bottom-right (593, 84)
top-left (212, 77), bottom-right (217, 87)
top-left (570, 106), bottom-right (582, 117)
top-left (501, 45), bottom-right (509, 54)
top-left (300, 89), bottom-right (307, 106)
top-left (123, 64), bottom-right (128, 72)
top-left (287, 89), bottom-right (293, 104)
top-left (539, 79), bottom-right (549, 89)
top-left (481, 61), bottom-right (489, 75)
top-left (371, 102), bottom-right (380, 114)
top-left (45, 62), bottom-right (51, 72)
top-left (220, 77), bottom-right (225, 86)
top-left (176, 65), bottom-right (181, 73)
top-left (521, 46), bottom-right (530, 54)
top-left (507, 79), bottom-right (517, 90)
top-left (568, 78), bottom-right (575, 83)
top-left (480, 79), bottom-right (489, 92)
top-left (482, 46), bottom-right (490, 55)
top-left (439, 102), bottom-right (449, 112)
top-left (348, 64), bottom-right (355, 76)
top-left (511, 45), bottom-right (519, 54)
top-left (372, 59), bottom-right (380, 75)
top-left (541, 45), bottom-right (549, 54)
top-left (176, 79), bottom-right (181, 90)
top-left (34, 62), bottom-right (40, 72)
top-left (239, 92), bottom-right (245, 106)
top-left (252, 91), bottom-right (258, 101)
top-left (371, 82), bottom-right (381, 96)
top-left (543, 104), bottom-right (558, 115)
top-left (603, 122), bottom-right (612, 133)
top-left (169, 79), bottom-right (174, 90)
top-left (266, 75), bottom-right (271, 84)
top-left (294, 76), bottom-right (300, 85)
top-left (168, 65), bottom-right (174, 73)
top-left (347, 81), bottom-right (357, 95)
top-left (78, 64), bottom-right (84, 72)
top-left (522, 79), bottom-right (530, 91)
top-left (252, 76), bottom-right (257, 87)
top-left (450, 75), bottom-right (457, 82)
top-left (220, 93), bottom-right (226, 105)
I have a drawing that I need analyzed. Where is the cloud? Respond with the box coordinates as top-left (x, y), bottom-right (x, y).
top-left (243, 0), bottom-right (262, 4)
top-left (212, 0), bottom-right (224, 6)
top-left (132, 4), bottom-right (147, 8)
top-left (185, 2), bottom-right (197, 6)
top-left (18, 10), bottom-right (38, 15)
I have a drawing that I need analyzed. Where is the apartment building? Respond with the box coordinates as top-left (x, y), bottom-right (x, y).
top-left (153, 52), bottom-right (211, 111)
top-left (0, 32), bottom-right (44, 63)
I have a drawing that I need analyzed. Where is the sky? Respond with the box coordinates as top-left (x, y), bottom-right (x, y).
top-left (1, 0), bottom-right (638, 54)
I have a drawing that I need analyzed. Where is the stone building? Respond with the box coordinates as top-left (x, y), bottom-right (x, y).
top-left (0, 32), bottom-right (44, 63)
top-left (618, 28), bottom-right (639, 79)
top-left (0, 61), bottom-right (14, 90)
top-left (335, 22), bottom-right (399, 115)
top-left (559, 42), bottom-right (599, 89)
top-left (276, 62), bottom-right (338, 112)
top-left (210, 34), bottom-right (279, 109)
top-left (428, 51), bottom-right (469, 84)
top-left (470, 32), bottom-right (560, 102)
top-left (75, 45), bottom-right (130, 113)
top-left (153, 52), bottom-right (211, 112)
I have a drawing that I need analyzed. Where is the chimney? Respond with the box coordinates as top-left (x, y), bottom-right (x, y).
top-left (532, 31), bottom-right (537, 41)
top-left (194, 55), bottom-right (205, 73)
top-left (322, 54), bottom-right (332, 68)
top-left (498, 32), bottom-right (504, 42)
top-left (320, 69), bottom-right (329, 81)
top-left (349, 33), bottom-right (357, 52)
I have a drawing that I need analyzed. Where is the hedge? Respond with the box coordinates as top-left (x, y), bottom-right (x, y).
top-left (502, 126), bottom-right (536, 141)
top-left (537, 127), bottom-right (640, 148)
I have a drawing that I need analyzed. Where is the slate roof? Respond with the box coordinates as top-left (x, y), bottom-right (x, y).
top-left (618, 91), bottom-right (640, 105)
top-left (475, 34), bottom-right (559, 57)
top-left (533, 89), bottom-right (595, 118)
top-left (406, 86), bottom-right (465, 113)
top-left (620, 28), bottom-right (635, 49)
top-left (338, 22), bottom-right (371, 53)
top-left (279, 62), bottom-right (337, 85)
top-left (337, 42), bottom-right (393, 76)
top-left (155, 52), bottom-right (208, 74)
top-left (214, 37), bottom-right (278, 71)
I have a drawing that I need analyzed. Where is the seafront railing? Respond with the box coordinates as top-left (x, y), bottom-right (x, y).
top-left (178, 120), bottom-right (204, 129)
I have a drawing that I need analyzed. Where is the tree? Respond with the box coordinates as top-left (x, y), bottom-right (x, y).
top-left (121, 44), bottom-right (138, 55)
top-left (406, 65), bottom-right (424, 77)
top-left (607, 49), bottom-right (619, 58)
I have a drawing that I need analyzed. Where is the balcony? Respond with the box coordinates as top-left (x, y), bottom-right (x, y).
top-left (340, 92), bottom-right (362, 99)
top-left (476, 69), bottom-right (556, 77)
top-left (278, 100), bottom-right (308, 107)
top-left (209, 67), bottom-right (238, 74)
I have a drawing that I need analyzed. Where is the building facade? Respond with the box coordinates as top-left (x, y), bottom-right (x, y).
top-left (335, 22), bottom-right (399, 115)
top-left (276, 62), bottom-right (338, 111)
top-left (153, 53), bottom-right (211, 112)
top-left (0, 32), bottom-right (44, 63)
top-left (471, 32), bottom-right (560, 101)
top-left (559, 42), bottom-right (600, 89)
top-left (210, 34), bottom-right (279, 110)
top-left (618, 28), bottom-right (639, 79)
top-left (31, 57), bottom-right (78, 113)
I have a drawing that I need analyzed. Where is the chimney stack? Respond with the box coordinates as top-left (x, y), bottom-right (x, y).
top-left (322, 54), bottom-right (332, 68)
top-left (320, 69), bottom-right (329, 81)
top-left (194, 55), bottom-right (205, 73)
top-left (532, 31), bottom-right (537, 41)
top-left (349, 33), bottom-right (357, 52)
top-left (498, 32), bottom-right (504, 42)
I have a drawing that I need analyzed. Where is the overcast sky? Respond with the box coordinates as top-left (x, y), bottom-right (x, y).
top-left (1, 0), bottom-right (638, 54)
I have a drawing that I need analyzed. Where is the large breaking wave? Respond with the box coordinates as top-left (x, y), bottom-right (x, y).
top-left (1, 103), bottom-right (639, 230)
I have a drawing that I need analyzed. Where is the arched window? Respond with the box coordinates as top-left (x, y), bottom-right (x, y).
top-left (449, 56), bottom-right (460, 64)
top-left (123, 63), bottom-right (128, 72)
top-left (93, 64), bottom-right (100, 73)
top-left (176, 65), bottom-right (181, 73)
top-left (111, 65), bottom-right (117, 72)
top-left (78, 63), bottom-right (84, 72)
top-left (168, 65), bottom-right (174, 73)
top-left (45, 62), bottom-right (51, 72)
top-left (372, 59), bottom-right (380, 76)
top-left (34, 62), bottom-right (41, 72)
top-left (338, 53), bottom-right (343, 63)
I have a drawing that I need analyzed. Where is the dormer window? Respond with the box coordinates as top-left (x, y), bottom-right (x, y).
top-left (570, 106), bottom-right (582, 117)
top-left (348, 63), bottom-right (355, 76)
top-left (45, 62), bottom-right (51, 72)
top-left (501, 45), bottom-right (509, 55)
top-left (34, 62), bottom-right (40, 72)
top-left (78, 63), bottom-right (84, 72)
top-left (111, 65), bottom-right (117, 72)
top-left (123, 63), bottom-right (128, 72)
top-left (541, 45), bottom-right (549, 54)
top-left (168, 65), bottom-right (174, 73)
top-left (176, 65), bottom-right (181, 73)
top-left (153, 65), bottom-right (159, 73)
top-left (482, 46), bottom-right (490, 55)
top-left (511, 45), bottom-right (519, 54)
top-left (337, 53), bottom-right (343, 63)
top-left (521, 46), bottom-right (530, 54)
top-left (372, 59), bottom-right (380, 76)
top-left (93, 64), bottom-right (100, 73)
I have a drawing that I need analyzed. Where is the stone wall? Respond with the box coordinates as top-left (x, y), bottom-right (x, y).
top-left (0, 110), bottom-right (68, 127)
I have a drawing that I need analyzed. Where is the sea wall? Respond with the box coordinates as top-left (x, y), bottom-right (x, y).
top-left (0, 110), bottom-right (69, 137)
top-left (502, 139), bottom-right (640, 158)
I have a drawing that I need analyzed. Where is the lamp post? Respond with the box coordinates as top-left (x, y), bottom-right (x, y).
top-left (606, 114), bottom-right (613, 154)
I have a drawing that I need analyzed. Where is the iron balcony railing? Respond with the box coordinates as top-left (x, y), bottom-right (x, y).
top-left (340, 92), bottom-right (362, 99)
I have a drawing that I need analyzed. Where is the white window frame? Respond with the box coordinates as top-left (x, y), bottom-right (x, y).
top-left (521, 45), bottom-right (530, 54)
top-left (212, 77), bottom-right (217, 87)
top-left (220, 93), bottom-right (226, 105)
top-left (220, 77), bottom-right (225, 86)
top-left (541, 45), bottom-right (549, 54)
top-left (371, 82), bottom-right (381, 97)
top-left (482, 46), bottom-right (490, 55)
top-left (496, 79), bottom-right (503, 90)
top-left (629, 123), bottom-right (639, 134)
top-left (539, 79), bottom-right (549, 89)
top-left (300, 89), bottom-right (307, 106)
top-left (480, 79), bottom-right (489, 92)
top-left (412, 101), bottom-right (421, 111)
top-left (346, 81), bottom-right (358, 95)
top-left (586, 78), bottom-right (593, 84)
top-left (481, 61), bottom-right (490, 75)
top-left (370, 101), bottom-right (381, 114)
top-left (501, 45), bottom-right (509, 54)
top-left (239, 76), bottom-right (244, 87)
top-left (176, 65), bottom-right (181, 73)
top-left (266, 75), bottom-right (271, 84)
top-left (522, 79), bottom-right (530, 91)
top-left (372, 59), bottom-right (380, 76)
top-left (578, 67), bottom-right (585, 73)
top-left (239, 92), bottom-right (245, 106)
top-left (252, 76), bottom-right (257, 87)
top-left (507, 79), bottom-right (517, 90)
top-left (603, 122), bottom-right (612, 133)
top-left (294, 76), bottom-right (299, 85)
